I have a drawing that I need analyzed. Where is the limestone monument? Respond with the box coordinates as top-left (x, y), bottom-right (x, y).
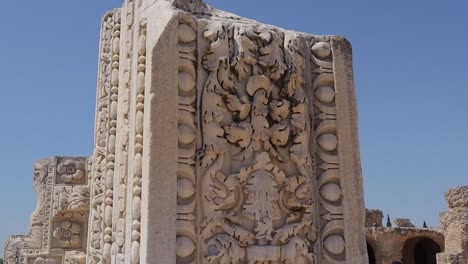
top-left (4, 0), bottom-right (368, 263)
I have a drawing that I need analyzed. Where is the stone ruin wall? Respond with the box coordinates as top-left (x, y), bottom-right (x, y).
top-left (4, 0), bottom-right (368, 263)
top-left (437, 186), bottom-right (468, 264)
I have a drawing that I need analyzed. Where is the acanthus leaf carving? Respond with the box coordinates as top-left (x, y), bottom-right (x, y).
top-left (199, 22), bottom-right (320, 263)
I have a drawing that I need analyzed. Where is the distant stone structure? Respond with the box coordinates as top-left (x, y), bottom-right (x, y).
top-left (394, 218), bottom-right (415, 228)
top-left (365, 209), bottom-right (444, 264)
top-left (4, 157), bottom-right (90, 264)
top-left (4, 0), bottom-right (369, 263)
top-left (437, 186), bottom-right (468, 264)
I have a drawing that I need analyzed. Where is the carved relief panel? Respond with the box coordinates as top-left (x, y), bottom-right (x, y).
top-left (4, 157), bottom-right (90, 264)
top-left (174, 12), bottom-right (357, 263)
top-left (196, 21), bottom-right (320, 264)
top-left (5, 2), bottom-right (364, 264)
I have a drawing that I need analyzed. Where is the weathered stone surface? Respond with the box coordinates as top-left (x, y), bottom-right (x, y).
top-left (393, 218), bottom-right (415, 228)
top-left (445, 185), bottom-right (468, 209)
top-left (366, 209), bottom-right (384, 227)
top-left (4, 157), bottom-right (90, 264)
top-left (366, 227), bottom-right (444, 264)
top-left (4, 0), bottom-right (368, 263)
top-left (437, 185), bottom-right (468, 263)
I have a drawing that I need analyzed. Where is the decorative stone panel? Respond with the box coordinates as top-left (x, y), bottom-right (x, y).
top-left (5, 1), bottom-right (367, 263)
top-left (139, 1), bottom-right (367, 263)
top-left (4, 157), bottom-right (90, 264)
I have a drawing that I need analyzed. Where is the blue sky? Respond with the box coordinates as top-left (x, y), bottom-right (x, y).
top-left (1, 0), bottom-right (467, 257)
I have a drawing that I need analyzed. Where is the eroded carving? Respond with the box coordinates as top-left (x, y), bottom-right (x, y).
top-left (56, 159), bottom-right (85, 184)
top-left (52, 221), bottom-right (82, 248)
top-left (4, 157), bottom-right (90, 264)
top-left (87, 10), bottom-right (117, 264)
top-left (198, 23), bottom-right (320, 263)
top-left (5, 3), bottom-right (366, 263)
top-left (64, 251), bottom-right (86, 264)
top-left (100, 8), bottom-right (121, 262)
top-left (32, 257), bottom-right (58, 264)
top-left (53, 185), bottom-right (90, 215)
top-left (129, 20), bottom-right (146, 264)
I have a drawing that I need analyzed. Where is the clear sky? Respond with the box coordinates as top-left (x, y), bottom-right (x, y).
top-left (1, 0), bottom-right (467, 257)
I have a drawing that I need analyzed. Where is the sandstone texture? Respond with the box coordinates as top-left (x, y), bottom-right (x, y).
top-left (366, 209), bottom-right (384, 228)
top-left (4, 0), bottom-right (368, 263)
top-left (437, 186), bottom-right (468, 264)
top-left (366, 227), bottom-right (444, 264)
top-left (4, 157), bottom-right (90, 264)
top-left (393, 218), bottom-right (415, 228)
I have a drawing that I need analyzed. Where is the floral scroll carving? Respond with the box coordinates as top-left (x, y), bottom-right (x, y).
top-left (53, 185), bottom-right (90, 215)
top-left (4, 3), bottom-right (362, 262)
top-left (56, 159), bottom-right (85, 184)
top-left (32, 257), bottom-right (57, 264)
top-left (112, 1), bottom-right (135, 263)
top-left (198, 22), bottom-right (318, 263)
top-left (129, 19), bottom-right (147, 264)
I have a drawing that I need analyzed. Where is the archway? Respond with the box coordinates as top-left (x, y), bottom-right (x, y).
top-left (367, 242), bottom-right (376, 264)
top-left (402, 237), bottom-right (441, 264)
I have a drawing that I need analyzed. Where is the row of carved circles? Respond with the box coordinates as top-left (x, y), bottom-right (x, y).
top-left (312, 41), bottom-right (346, 259)
top-left (176, 17), bottom-right (197, 263)
top-left (312, 42), bottom-right (341, 204)
top-left (130, 21), bottom-right (146, 264)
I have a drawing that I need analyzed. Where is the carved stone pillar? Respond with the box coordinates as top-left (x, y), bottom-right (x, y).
top-left (5, 0), bottom-right (368, 263)
top-left (136, 1), bottom-right (367, 263)
top-left (4, 157), bottom-right (90, 264)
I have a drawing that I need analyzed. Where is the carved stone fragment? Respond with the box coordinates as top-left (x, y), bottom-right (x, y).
top-left (4, 157), bottom-right (90, 264)
top-left (4, 1), bottom-right (367, 263)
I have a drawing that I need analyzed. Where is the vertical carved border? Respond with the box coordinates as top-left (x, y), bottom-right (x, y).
top-left (43, 158), bottom-right (57, 251)
top-left (130, 20), bottom-right (146, 264)
top-left (310, 40), bottom-right (346, 263)
top-left (22, 158), bottom-right (57, 258)
top-left (88, 10), bottom-right (115, 264)
top-left (102, 9), bottom-right (121, 263)
top-left (113, 1), bottom-right (135, 264)
top-left (176, 15), bottom-right (198, 264)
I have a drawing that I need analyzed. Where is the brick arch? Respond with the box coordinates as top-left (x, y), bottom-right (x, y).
top-left (402, 236), bottom-right (443, 264)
